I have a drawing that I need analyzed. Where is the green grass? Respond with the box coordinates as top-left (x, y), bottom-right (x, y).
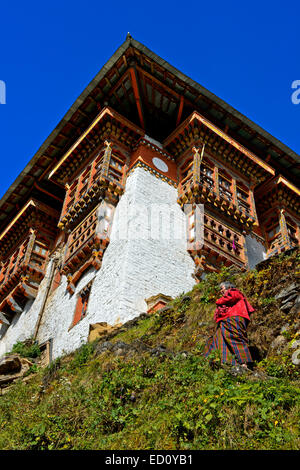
top-left (0, 249), bottom-right (299, 450)
top-left (0, 351), bottom-right (299, 450)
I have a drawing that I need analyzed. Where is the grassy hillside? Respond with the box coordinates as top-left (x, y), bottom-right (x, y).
top-left (0, 250), bottom-right (299, 450)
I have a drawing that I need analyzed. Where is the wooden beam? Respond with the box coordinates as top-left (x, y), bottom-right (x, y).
top-left (7, 296), bottom-right (22, 313)
top-left (176, 95), bottom-right (184, 127)
top-left (165, 111), bottom-right (276, 176)
top-left (129, 67), bottom-right (145, 130)
top-left (0, 200), bottom-right (36, 242)
top-left (0, 312), bottom-right (10, 325)
top-left (108, 70), bottom-right (131, 98)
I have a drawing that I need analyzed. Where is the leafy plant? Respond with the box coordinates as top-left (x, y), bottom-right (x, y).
top-left (11, 340), bottom-right (41, 359)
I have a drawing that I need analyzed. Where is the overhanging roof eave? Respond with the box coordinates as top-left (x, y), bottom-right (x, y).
top-left (0, 37), bottom-right (132, 211)
top-left (1, 36), bottom-right (299, 217)
top-left (129, 38), bottom-right (300, 165)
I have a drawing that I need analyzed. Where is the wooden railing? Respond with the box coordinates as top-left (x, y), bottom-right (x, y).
top-left (178, 166), bottom-right (254, 222)
top-left (203, 214), bottom-right (245, 263)
top-left (60, 150), bottom-right (127, 227)
top-left (0, 236), bottom-right (30, 287)
top-left (64, 207), bottom-right (99, 266)
top-left (0, 233), bottom-right (51, 304)
top-left (268, 233), bottom-right (299, 256)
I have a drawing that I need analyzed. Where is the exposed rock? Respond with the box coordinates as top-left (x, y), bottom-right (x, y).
top-left (280, 302), bottom-right (295, 312)
top-left (198, 321), bottom-right (209, 327)
top-left (0, 354), bottom-right (22, 375)
top-left (291, 348), bottom-right (300, 366)
top-left (274, 283), bottom-right (299, 301)
top-left (0, 354), bottom-right (33, 388)
top-left (290, 296), bottom-right (300, 315)
top-left (88, 322), bottom-right (123, 343)
top-left (290, 339), bottom-right (300, 350)
top-left (228, 365), bottom-right (251, 377)
top-left (249, 369), bottom-right (277, 382)
top-left (281, 293), bottom-right (298, 304)
top-left (150, 345), bottom-right (169, 357)
top-left (178, 351), bottom-right (189, 358)
top-left (94, 339), bottom-right (173, 359)
top-left (269, 335), bottom-right (287, 352)
top-left (157, 305), bottom-right (173, 313)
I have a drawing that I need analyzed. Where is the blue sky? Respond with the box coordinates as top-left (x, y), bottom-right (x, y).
top-left (0, 0), bottom-right (299, 200)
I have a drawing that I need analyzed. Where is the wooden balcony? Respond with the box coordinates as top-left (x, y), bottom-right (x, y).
top-left (267, 234), bottom-right (299, 258)
top-left (62, 204), bottom-right (113, 295)
top-left (0, 199), bottom-right (59, 318)
top-left (58, 146), bottom-right (127, 231)
top-left (178, 171), bottom-right (256, 230)
top-left (0, 234), bottom-right (52, 315)
top-left (187, 213), bottom-right (246, 277)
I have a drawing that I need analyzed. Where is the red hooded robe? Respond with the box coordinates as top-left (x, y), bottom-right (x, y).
top-left (214, 288), bottom-right (255, 323)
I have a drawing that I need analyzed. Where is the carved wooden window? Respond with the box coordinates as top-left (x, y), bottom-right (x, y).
top-left (203, 213), bottom-right (243, 260)
top-left (65, 207), bottom-right (98, 264)
top-left (236, 182), bottom-right (250, 214)
top-left (267, 224), bottom-right (280, 240)
top-left (286, 217), bottom-right (298, 245)
top-left (108, 152), bottom-right (126, 183)
top-left (33, 242), bottom-right (48, 256)
top-left (0, 261), bottom-right (9, 283)
top-left (92, 152), bottom-right (105, 181)
top-left (200, 159), bottom-right (214, 189)
top-left (65, 182), bottom-right (78, 213)
top-left (265, 217), bottom-right (281, 251)
top-left (219, 171), bottom-right (232, 202)
top-left (71, 281), bottom-right (92, 328)
top-left (0, 236), bottom-right (30, 286)
top-left (180, 157), bottom-right (193, 189)
top-left (30, 240), bottom-right (49, 270)
top-left (78, 165), bottom-right (91, 197)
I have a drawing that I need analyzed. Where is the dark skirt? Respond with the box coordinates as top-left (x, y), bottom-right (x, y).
top-left (204, 316), bottom-right (253, 365)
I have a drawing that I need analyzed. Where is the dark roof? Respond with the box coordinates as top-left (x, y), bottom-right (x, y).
top-left (0, 35), bottom-right (299, 231)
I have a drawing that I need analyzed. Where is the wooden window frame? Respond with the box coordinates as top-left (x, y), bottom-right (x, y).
top-left (70, 281), bottom-right (93, 329)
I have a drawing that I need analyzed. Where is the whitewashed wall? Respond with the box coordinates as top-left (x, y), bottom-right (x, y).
top-left (245, 234), bottom-right (267, 269)
top-left (0, 167), bottom-right (195, 360)
top-left (0, 261), bottom-right (55, 358)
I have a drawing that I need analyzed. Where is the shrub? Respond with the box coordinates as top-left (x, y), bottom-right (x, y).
top-left (11, 340), bottom-right (41, 359)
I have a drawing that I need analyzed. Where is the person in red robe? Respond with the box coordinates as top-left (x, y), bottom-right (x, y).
top-left (204, 282), bottom-right (255, 368)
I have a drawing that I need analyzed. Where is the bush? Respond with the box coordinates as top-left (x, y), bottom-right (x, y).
top-left (11, 340), bottom-right (41, 359)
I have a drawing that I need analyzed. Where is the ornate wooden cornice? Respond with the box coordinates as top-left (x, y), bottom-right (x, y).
top-left (58, 176), bottom-right (122, 232)
top-left (164, 111), bottom-right (275, 185)
top-left (255, 175), bottom-right (300, 217)
top-left (177, 180), bottom-right (256, 232)
top-left (48, 107), bottom-right (144, 185)
top-left (0, 199), bottom-right (59, 260)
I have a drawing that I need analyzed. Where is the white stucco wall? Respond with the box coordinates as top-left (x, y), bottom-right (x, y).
top-left (245, 234), bottom-right (267, 270)
top-left (0, 167), bottom-right (195, 360)
top-left (0, 259), bottom-right (55, 358)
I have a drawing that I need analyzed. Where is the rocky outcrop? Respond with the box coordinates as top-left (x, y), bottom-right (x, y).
top-left (94, 339), bottom-right (173, 358)
top-left (88, 322), bottom-right (123, 343)
top-left (274, 283), bottom-right (300, 314)
top-left (88, 312), bottom-right (151, 343)
top-left (0, 354), bottom-right (33, 391)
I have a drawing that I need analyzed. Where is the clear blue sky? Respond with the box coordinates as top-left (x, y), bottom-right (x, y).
top-left (0, 1), bottom-right (299, 200)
